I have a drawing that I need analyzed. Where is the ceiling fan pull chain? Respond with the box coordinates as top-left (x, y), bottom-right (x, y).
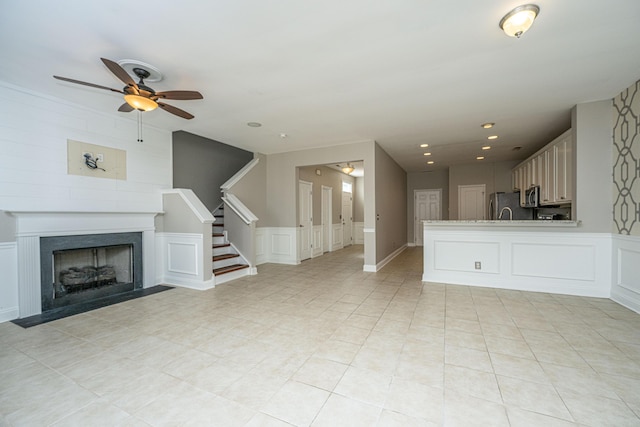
top-left (137, 110), bottom-right (144, 143)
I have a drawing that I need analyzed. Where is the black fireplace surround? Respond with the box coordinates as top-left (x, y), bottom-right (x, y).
top-left (40, 232), bottom-right (143, 312)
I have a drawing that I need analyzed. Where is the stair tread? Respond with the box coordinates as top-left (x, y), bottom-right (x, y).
top-left (213, 223), bottom-right (224, 226)
top-left (213, 253), bottom-right (240, 261)
top-left (213, 264), bottom-right (249, 275)
top-left (213, 233), bottom-right (224, 237)
top-left (214, 215), bottom-right (224, 218)
top-left (213, 243), bottom-right (231, 248)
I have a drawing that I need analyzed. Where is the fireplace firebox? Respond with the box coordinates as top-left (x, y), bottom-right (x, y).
top-left (40, 232), bottom-right (143, 312)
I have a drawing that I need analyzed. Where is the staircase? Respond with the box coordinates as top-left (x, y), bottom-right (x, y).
top-left (212, 205), bottom-right (250, 284)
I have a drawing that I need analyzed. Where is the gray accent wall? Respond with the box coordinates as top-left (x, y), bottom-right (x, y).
top-left (374, 144), bottom-right (407, 263)
top-left (173, 131), bottom-right (253, 211)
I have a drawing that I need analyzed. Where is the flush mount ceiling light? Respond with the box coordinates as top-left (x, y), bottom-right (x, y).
top-left (124, 94), bottom-right (158, 111)
top-left (420, 143), bottom-right (429, 148)
top-left (247, 122), bottom-right (262, 127)
top-left (488, 135), bottom-right (499, 140)
top-left (499, 4), bottom-right (540, 38)
top-left (342, 163), bottom-right (355, 174)
top-left (481, 122), bottom-right (495, 129)
top-left (477, 156), bottom-right (485, 160)
top-left (423, 152), bottom-right (432, 156)
top-left (482, 146), bottom-right (491, 150)
top-left (427, 161), bottom-right (435, 165)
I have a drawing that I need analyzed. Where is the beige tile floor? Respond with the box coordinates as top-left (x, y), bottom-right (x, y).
top-left (2, 245), bottom-right (640, 426)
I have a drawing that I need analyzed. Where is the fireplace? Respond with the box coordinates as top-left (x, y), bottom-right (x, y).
top-left (40, 232), bottom-right (143, 312)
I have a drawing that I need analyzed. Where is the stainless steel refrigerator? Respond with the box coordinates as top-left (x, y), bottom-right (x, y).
top-left (488, 192), bottom-right (534, 220)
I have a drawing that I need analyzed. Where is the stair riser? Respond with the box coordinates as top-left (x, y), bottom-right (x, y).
top-left (213, 247), bottom-right (232, 256)
top-left (212, 235), bottom-right (226, 245)
top-left (213, 257), bottom-right (242, 269)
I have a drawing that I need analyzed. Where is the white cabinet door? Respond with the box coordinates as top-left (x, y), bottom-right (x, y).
top-left (554, 135), bottom-right (572, 203)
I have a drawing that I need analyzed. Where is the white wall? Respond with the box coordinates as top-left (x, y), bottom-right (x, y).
top-left (0, 81), bottom-right (172, 213)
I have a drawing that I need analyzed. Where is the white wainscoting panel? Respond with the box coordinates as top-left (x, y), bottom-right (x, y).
top-left (0, 243), bottom-right (19, 322)
top-left (256, 228), bottom-right (267, 265)
top-left (434, 241), bottom-right (500, 274)
top-left (353, 222), bottom-right (364, 244)
top-left (168, 242), bottom-right (199, 275)
top-left (312, 225), bottom-right (323, 258)
top-left (156, 233), bottom-right (213, 290)
top-left (512, 243), bottom-right (595, 281)
top-left (611, 234), bottom-right (640, 313)
top-left (423, 226), bottom-right (611, 298)
top-left (255, 227), bottom-right (298, 265)
top-left (332, 224), bottom-right (343, 252)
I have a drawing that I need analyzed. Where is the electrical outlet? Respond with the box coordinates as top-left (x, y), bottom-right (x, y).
top-left (96, 153), bottom-right (104, 162)
top-left (475, 261), bottom-right (481, 270)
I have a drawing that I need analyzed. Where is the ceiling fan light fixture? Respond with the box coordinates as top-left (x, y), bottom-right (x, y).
top-left (124, 94), bottom-right (158, 111)
top-left (342, 164), bottom-right (355, 175)
top-left (499, 4), bottom-right (540, 38)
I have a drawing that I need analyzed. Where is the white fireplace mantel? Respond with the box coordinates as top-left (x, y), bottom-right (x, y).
top-left (7, 210), bottom-right (160, 318)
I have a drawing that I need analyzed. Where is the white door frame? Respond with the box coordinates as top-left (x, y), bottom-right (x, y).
top-left (299, 180), bottom-right (313, 261)
top-left (321, 185), bottom-right (332, 253)
top-left (342, 184), bottom-right (353, 248)
top-left (414, 188), bottom-right (442, 246)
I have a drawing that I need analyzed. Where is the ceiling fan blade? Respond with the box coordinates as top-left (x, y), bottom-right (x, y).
top-left (155, 90), bottom-right (203, 100)
top-left (157, 102), bottom-right (194, 120)
top-left (53, 75), bottom-right (124, 93)
top-left (118, 103), bottom-right (134, 112)
top-left (101, 57), bottom-right (137, 88)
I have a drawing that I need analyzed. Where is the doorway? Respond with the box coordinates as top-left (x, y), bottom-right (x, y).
top-left (414, 189), bottom-right (442, 246)
top-left (299, 180), bottom-right (313, 261)
top-left (458, 184), bottom-right (486, 220)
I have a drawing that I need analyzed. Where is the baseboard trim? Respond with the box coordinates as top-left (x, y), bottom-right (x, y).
top-left (363, 244), bottom-right (408, 272)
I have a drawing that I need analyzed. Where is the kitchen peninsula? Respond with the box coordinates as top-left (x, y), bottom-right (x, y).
top-left (422, 219), bottom-right (611, 298)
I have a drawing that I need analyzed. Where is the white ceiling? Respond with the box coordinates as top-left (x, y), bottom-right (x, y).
top-left (2, 1), bottom-right (639, 172)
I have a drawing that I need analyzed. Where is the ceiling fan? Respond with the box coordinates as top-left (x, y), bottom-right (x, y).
top-left (53, 58), bottom-right (203, 119)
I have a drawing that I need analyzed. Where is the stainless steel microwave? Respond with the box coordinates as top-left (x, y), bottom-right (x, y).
top-left (523, 186), bottom-right (539, 208)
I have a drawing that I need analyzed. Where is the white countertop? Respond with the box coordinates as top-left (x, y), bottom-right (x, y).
top-left (423, 220), bottom-right (580, 227)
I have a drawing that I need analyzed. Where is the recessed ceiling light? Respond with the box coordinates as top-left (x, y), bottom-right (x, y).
top-left (482, 146), bottom-right (491, 150)
top-left (481, 122), bottom-right (495, 129)
top-left (427, 161), bottom-right (434, 165)
top-left (420, 143), bottom-right (429, 148)
top-left (423, 152), bottom-right (432, 156)
top-left (280, 133), bottom-right (287, 138)
top-left (247, 122), bottom-right (262, 127)
top-left (477, 156), bottom-right (485, 160)
top-left (487, 135), bottom-right (498, 140)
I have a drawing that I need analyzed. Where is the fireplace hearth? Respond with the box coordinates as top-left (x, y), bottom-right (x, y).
top-left (40, 232), bottom-right (143, 312)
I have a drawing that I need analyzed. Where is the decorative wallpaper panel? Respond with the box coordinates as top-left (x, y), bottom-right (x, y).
top-left (613, 80), bottom-right (640, 235)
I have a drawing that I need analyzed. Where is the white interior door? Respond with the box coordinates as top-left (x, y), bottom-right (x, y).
top-left (322, 186), bottom-right (332, 253)
top-left (299, 180), bottom-right (313, 261)
top-left (342, 191), bottom-right (353, 247)
top-left (415, 189), bottom-right (441, 246)
top-left (458, 184), bottom-right (486, 220)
